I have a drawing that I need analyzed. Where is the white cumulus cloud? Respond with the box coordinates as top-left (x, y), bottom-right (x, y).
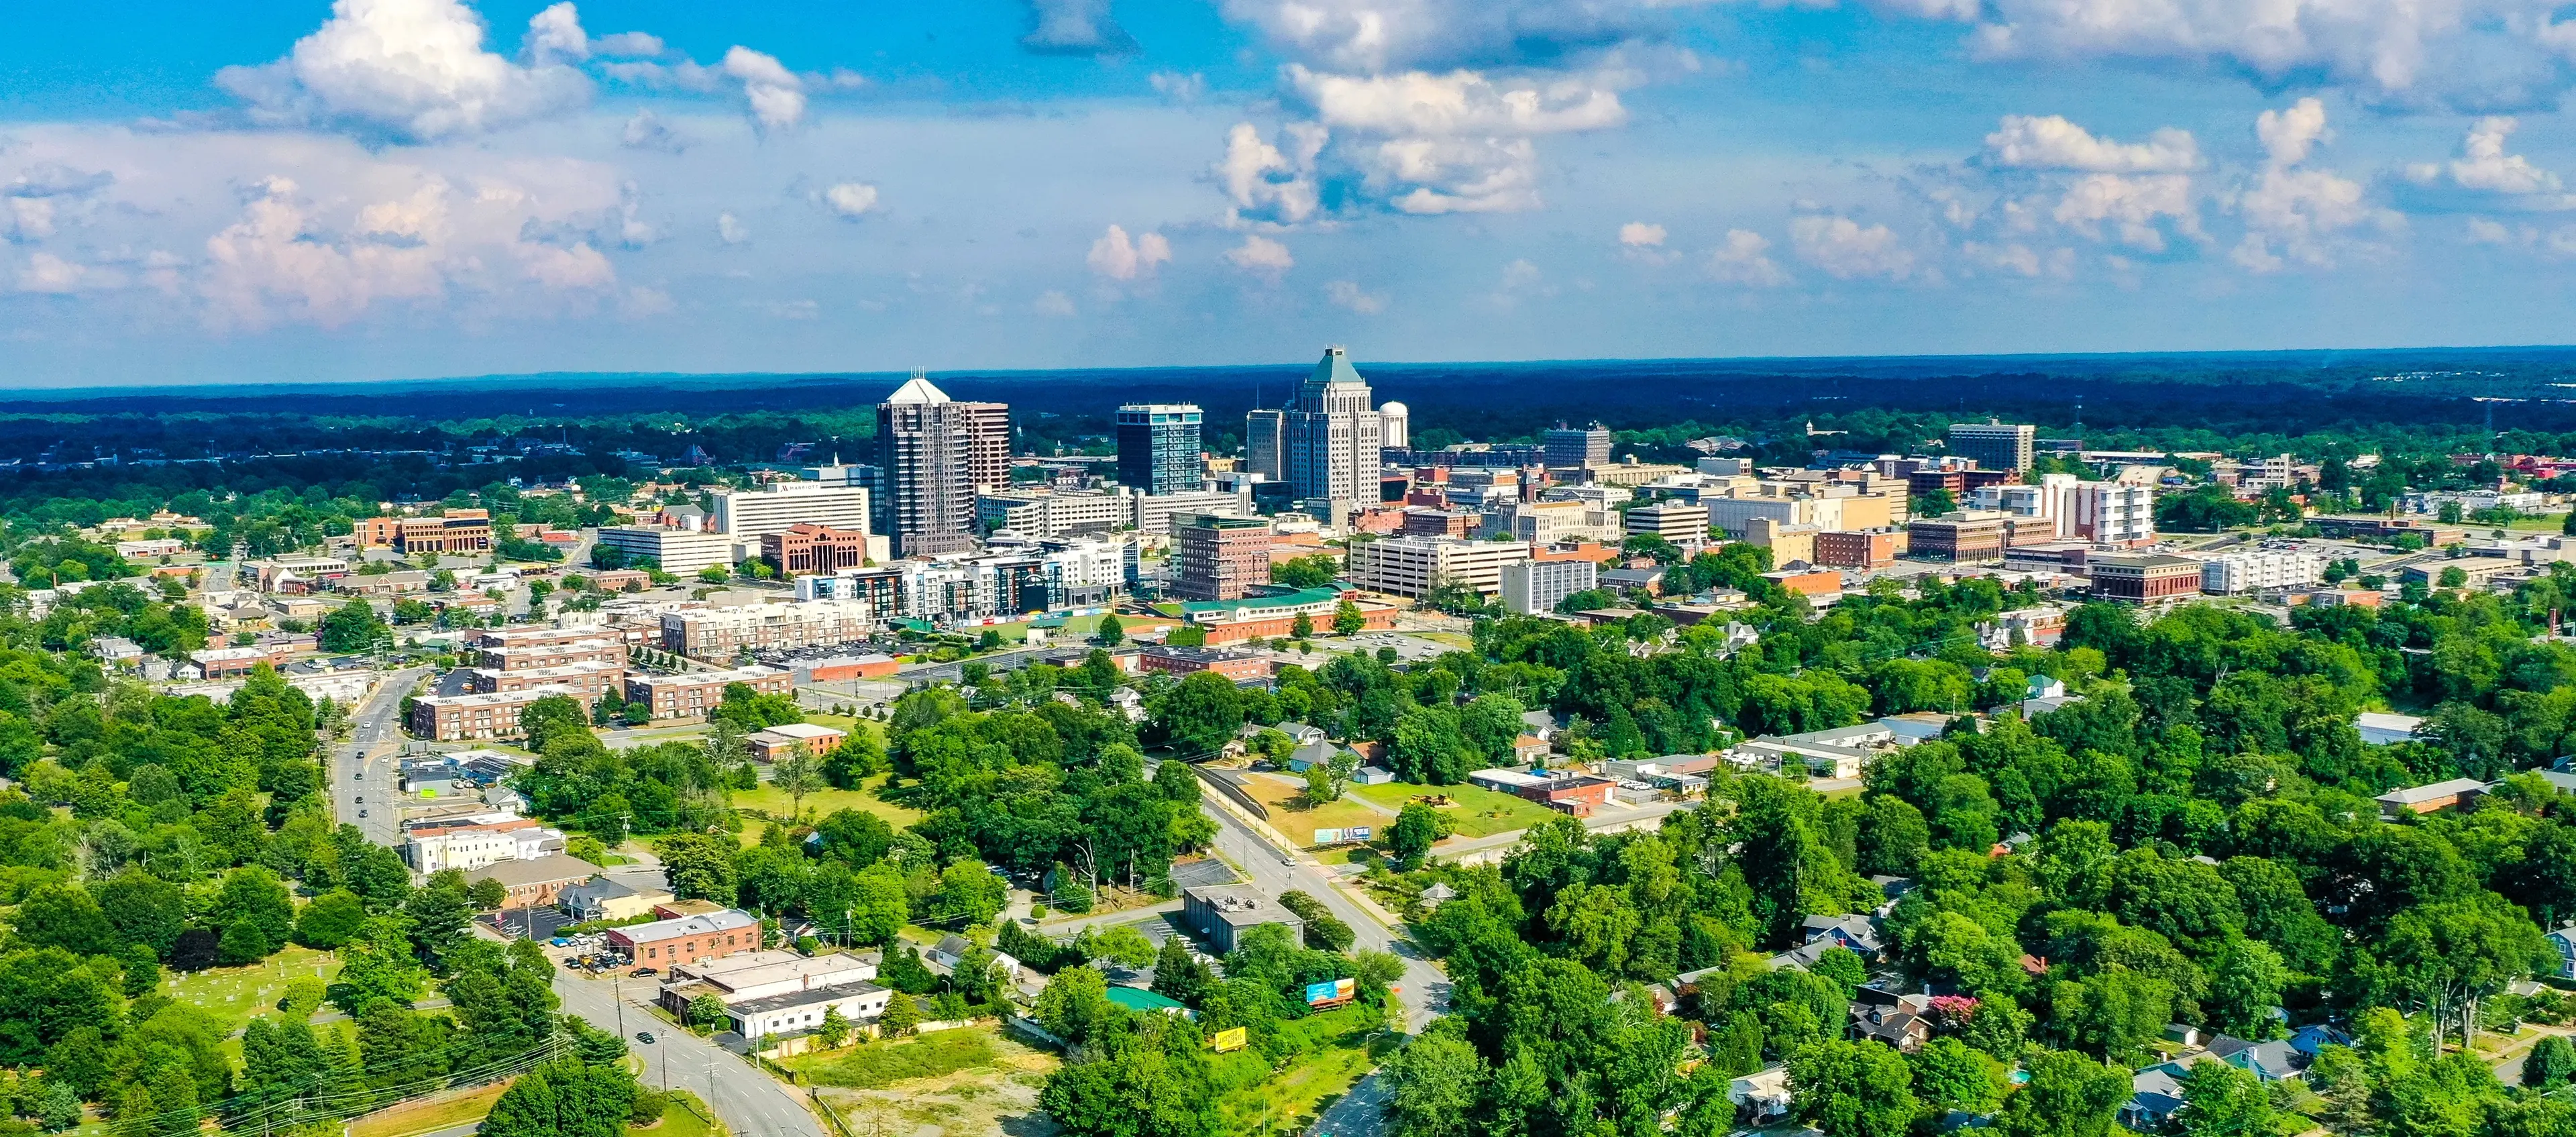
top-left (2407, 117), bottom-right (2571, 208)
top-left (723, 47), bottom-right (808, 131)
top-left (717, 212), bottom-right (749, 244)
top-left (1218, 122), bottom-right (1326, 225)
top-left (823, 182), bottom-right (880, 219)
top-left (1790, 215), bottom-right (1915, 281)
top-left (1087, 224), bottom-right (1171, 280)
top-left (2233, 99), bottom-right (2390, 273)
top-left (1324, 278), bottom-right (1386, 313)
top-left (1984, 115), bottom-right (2198, 173)
top-left (1224, 235), bottom-right (1295, 278)
top-left (1706, 229), bottom-right (1789, 286)
top-left (1618, 222), bottom-right (1666, 246)
top-left (216, 0), bottom-right (593, 142)
top-left (1024, 0), bottom-right (1138, 54)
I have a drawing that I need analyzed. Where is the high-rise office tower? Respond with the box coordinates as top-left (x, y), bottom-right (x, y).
top-left (1280, 346), bottom-right (1388, 504)
top-left (876, 373), bottom-right (1006, 557)
top-left (1948, 419), bottom-right (2035, 473)
top-left (1116, 404), bottom-right (1204, 495)
top-left (1244, 409), bottom-right (1285, 480)
top-left (1543, 423), bottom-right (1613, 468)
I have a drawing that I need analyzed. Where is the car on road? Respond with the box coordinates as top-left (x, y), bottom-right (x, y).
top-left (354, 771), bottom-right (362, 779)
top-left (635, 1032), bottom-right (655, 1044)
top-left (630, 967), bottom-right (657, 977)
top-left (550, 937), bottom-right (572, 946)
top-left (357, 810), bottom-right (367, 818)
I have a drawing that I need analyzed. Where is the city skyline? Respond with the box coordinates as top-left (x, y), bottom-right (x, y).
top-left (9, 2), bottom-right (2576, 386)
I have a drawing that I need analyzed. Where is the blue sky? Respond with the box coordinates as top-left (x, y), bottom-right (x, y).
top-left (5, 0), bottom-right (2576, 385)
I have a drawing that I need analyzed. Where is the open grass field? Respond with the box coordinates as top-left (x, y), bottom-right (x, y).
top-left (347, 1082), bottom-right (509, 1137)
top-left (164, 944), bottom-right (339, 1035)
top-left (1347, 780), bottom-right (1560, 838)
top-left (641, 1091), bottom-right (725, 1137)
top-left (1210, 1005), bottom-right (1394, 1134)
top-left (804, 1025), bottom-right (1060, 1136)
top-left (792, 1026), bottom-right (1002, 1089)
top-left (1240, 773), bottom-right (1395, 847)
top-left (733, 772), bottom-right (920, 829)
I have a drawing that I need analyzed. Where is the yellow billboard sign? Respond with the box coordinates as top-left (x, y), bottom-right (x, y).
top-left (1212, 1027), bottom-right (1248, 1052)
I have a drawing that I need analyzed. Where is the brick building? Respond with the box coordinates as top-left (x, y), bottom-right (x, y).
top-left (472, 636), bottom-right (627, 672)
top-left (1136, 645), bottom-right (1275, 682)
top-left (625, 666), bottom-right (794, 721)
top-left (462, 661), bottom-right (625, 699)
top-left (409, 686), bottom-right (578, 741)
top-left (1905, 514), bottom-right (2009, 563)
top-left (2088, 554), bottom-right (2205, 603)
top-left (1813, 529), bottom-right (1908, 569)
top-left (361, 510), bottom-right (494, 554)
top-left (607, 909), bottom-right (761, 967)
top-left (761, 523), bottom-right (871, 576)
top-left (1174, 515), bottom-right (1276, 601)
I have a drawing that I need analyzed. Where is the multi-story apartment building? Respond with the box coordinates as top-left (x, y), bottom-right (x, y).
top-left (472, 635), bottom-right (627, 671)
top-left (792, 566), bottom-right (903, 614)
top-left (1116, 404), bottom-right (1204, 496)
top-left (877, 374), bottom-right (1008, 557)
top-left (462, 661), bottom-right (625, 699)
top-left (1500, 558), bottom-right (1597, 615)
top-left (659, 600), bottom-right (875, 659)
top-left (1543, 423), bottom-right (1614, 469)
top-left (761, 523), bottom-right (871, 576)
top-left (1346, 536), bottom-right (1532, 599)
top-left (1175, 515), bottom-right (1276, 602)
top-left (625, 667), bottom-right (794, 721)
top-left (1947, 421), bottom-right (2036, 472)
top-left (709, 480), bottom-right (873, 543)
top-left (409, 686), bottom-right (579, 741)
top-left (2065, 480), bottom-right (2155, 547)
top-left (2201, 551), bottom-right (2326, 595)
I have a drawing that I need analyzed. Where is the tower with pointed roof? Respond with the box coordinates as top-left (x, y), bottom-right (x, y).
top-left (875, 371), bottom-right (1009, 557)
top-left (1275, 346), bottom-right (1387, 504)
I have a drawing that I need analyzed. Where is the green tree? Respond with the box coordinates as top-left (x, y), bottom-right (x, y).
top-left (817, 1005), bottom-right (851, 1048)
top-left (480, 1060), bottom-right (637, 1137)
top-left (1291, 612), bottom-right (1316, 639)
top-left (2525, 1034), bottom-right (2576, 1089)
top-left (294, 890), bottom-right (371, 949)
top-left (1993, 1049), bottom-right (2129, 1137)
top-left (2169, 1061), bottom-right (2274, 1137)
top-left (1389, 803), bottom-right (1441, 869)
top-left (655, 832), bottom-right (741, 904)
top-left (936, 859), bottom-right (1010, 926)
top-left (688, 993), bottom-right (728, 1031)
top-left (1035, 965), bottom-right (1112, 1043)
top-left (2206, 938), bottom-right (2290, 1040)
top-left (1910, 1037), bottom-right (2002, 1116)
top-left (318, 599), bottom-right (389, 653)
top-left (1333, 598), bottom-right (1366, 635)
top-left (1153, 671), bottom-right (1245, 755)
top-left (879, 993), bottom-right (921, 1037)
top-left (1095, 612), bottom-right (1124, 646)
top-left (1380, 1031), bottom-right (1485, 1137)
top-left (1788, 1038), bottom-right (1918, 1137)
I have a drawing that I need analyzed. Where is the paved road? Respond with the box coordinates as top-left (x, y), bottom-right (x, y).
top-left (1309, 1072), bottom-right (1389, 1137)
top-left (337, 666), bottom-right (429, 845)
top-left (552, 971), bottom-right (827, 1137)
top-left (1197, 798), bottom-right (1450, 1034)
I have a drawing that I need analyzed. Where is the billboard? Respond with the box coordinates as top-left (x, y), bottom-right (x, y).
top-left (1312, 828), bottom-right (1341, 845)
top-left (1211, 1027), bottom-right (1248, 1052)
top-left (1304, 977), bottom-right (1356, 1006)
top-left (1348, 826), bottom-right (1371, 841)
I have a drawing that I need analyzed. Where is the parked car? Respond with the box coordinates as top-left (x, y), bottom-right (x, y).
top-left (630, 967), bottom-right (657, 978)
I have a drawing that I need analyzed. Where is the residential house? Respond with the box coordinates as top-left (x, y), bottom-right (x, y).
top-left (1847, 987), bottom-right (1933, 1052)
top-left (926, 934), bottom-right (1023, 983)
top-left (558, 877), bottom-right (676, 922)
top-left (464, 854), bottom-right (599, 910)
top-left (1729, 1067), bottom-right (1793, 1124)
top-left (2374, 777), bottom-right (2489, 819)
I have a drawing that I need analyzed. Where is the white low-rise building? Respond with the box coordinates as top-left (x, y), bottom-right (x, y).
top-left (2201, 551), bottom-right (2326, 595)
top-left (1345, 535), bottom-right (1532, 599)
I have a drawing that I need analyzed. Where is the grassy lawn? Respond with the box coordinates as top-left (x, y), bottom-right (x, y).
top-left (733, 773), bottom-right (920, 828)
top-left (2507, 514), bottom-right (2568, 531)
top-left (1346, 781), bottom-right (1560, 838)
top-left (1211, 1005), bottom-right (1395, 1134)
top-left (1240, 773), bottom-right (1395, 847)
top-left (164, 944), bottom-right (339, 1035)
top-left (643, 1091), bottom-right (724, 1137)
top-left (790, 1026), bottom-right (1003, 1089)
top-left (347, 1082), bottom-right (509, 1137)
